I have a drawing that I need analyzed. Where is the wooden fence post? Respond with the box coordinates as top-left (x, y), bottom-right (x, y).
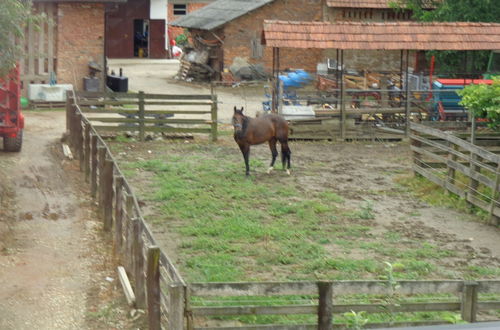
top-left (90, 135), bottom-right (98, 198)
top-left (102, 159), bottom-right (114, 231)
top-left (84, 122), bottom-right (91, 182)
top-left (467, 153), bottom-right (481, 208)
top-left (461, 281), bottom-right (478, 323)
top-left (409, 125), bottom-right (422, 177)
top-left (124, 194), bottom-right (135, 272)
top-left (147, 246), bottom-right (161, 330)
top-left (133, 219), bottom-right (146, 309)
top-left (65, 90), bottom-right (73, 133)
top-left (138, 91), bottom-right (145, 142)
top-left (489, 163), bottom-right (500, 226)
top-left (447, 143), bottom-right (458, 186)
top-left (75, 112), bottom-right (84, 169)
top-left (97, 146), bottom-right (106, 214)
top-left (114, 176), bottom-right (124, 255)
top-left (318, 281), bottom-right (333, 330)
top-left (169, 284), bottom-right (185, 330)
top-left (211, 90), bottom-right (218, 142)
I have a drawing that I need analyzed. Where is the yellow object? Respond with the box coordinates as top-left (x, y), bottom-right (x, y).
top-left (138, 48), bottom-right (144, 58)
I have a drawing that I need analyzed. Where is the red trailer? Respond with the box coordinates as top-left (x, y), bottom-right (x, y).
top-left (0, 66), bottom-right (24, 151)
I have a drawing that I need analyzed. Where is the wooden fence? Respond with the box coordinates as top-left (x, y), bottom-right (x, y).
top-left (73, 90), bottom-right (218, 142)
top-left (67, 98), bottom-right (500, 329)
top-left (67, 93), bottom-right (187, 330)
top-left (409, 122), bottom-right (500, 225)
top-left (187, 280), bottom-right (500, 329)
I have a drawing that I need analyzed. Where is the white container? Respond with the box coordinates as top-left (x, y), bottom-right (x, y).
top-left (28, 84), bottom-right (74, 101)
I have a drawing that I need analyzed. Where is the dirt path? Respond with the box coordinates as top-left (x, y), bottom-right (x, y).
top-left (0, 111), bottom-right (137, 329)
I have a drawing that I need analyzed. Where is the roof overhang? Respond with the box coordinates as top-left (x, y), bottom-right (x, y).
top-left (33, 0), bottom-right (127, 3)
top-left (263, 20), bottom-right (500, 51)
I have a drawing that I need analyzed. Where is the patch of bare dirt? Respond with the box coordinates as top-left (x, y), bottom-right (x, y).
top-left (0, 111), bottom-right (142, 329)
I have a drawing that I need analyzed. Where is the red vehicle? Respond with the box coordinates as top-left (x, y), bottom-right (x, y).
top-left (0, 66), bottom-right (24, 151)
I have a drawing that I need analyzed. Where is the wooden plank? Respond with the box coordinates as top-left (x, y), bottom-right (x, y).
top-left (93, 126), bottom-right (212, 134)
top-left (411, 123), bottom-right (500, 164)
top-left (147, 246), bottom-right (161, 330)
top-left (145, 101), bottom-right (214, 106)
top-left (78, 100), bottom-right (139, 106)
top-left (190, 281), bottom-right (465, 297)
top-left (477, 301), bottom-right (500, 311)
top-left (413, 165), bottom-right (466, 198)
top-left (211, 93), bottom-right (218, 142)
top-left (142, 93), bottom-right (212, 100)
top-left (118, 266), bottom-right (136, 307)
top-left (133, 219), bottom-right (146, 309)
top-left (189, 282), bottom-right (317, 297)
top-left (318, 282), bottom-right (333, 330)
top-left (85, 117), bottom-right (212, 125)
top-left (477, 280), bottom-right (500, 293)
top-left (194, 325), bottom-right (316, 330)
top-left (84, 123), bottom-right (91, 182)
top-left (138, 91), bottom-right (145, 141)
top-left (90, 135), bottom-right (98, 198)
top-left (168, 284), bottom-right (185, 330)
top-left (80, 108), bottom-right (211, 115)
top-left (114, 176), bottom-right (124, 256)
top-left (192, 305), bottom-right (317, 316)
top-left (461, 281), bottom-right (478, 322)
top-left (76, 91), bottom-right (140, 99)
top-left (27, 19), bottom-right (35, 76)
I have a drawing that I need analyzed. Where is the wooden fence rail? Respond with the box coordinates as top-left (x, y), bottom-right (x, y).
top-left (67, 94), bottom-right (500, 329)
top-left (66, 92), bottom-right (186, 329)
top-left (74, 90), bottom-right (218, 142)
top-left (410, 122), bottom-right (500, 225)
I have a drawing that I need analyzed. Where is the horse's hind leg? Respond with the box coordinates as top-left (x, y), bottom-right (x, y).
top-left (267, 138), bottom-right (278, 174)
top-left (280, 140), bottom-right (292, 175)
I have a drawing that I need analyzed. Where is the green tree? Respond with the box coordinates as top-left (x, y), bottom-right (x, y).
top-left (459, 78), bottom-right (500, 129)
top-left (0, 0), bottom-right (37, 75)
top-left (395, 0), bottom-right (500, 75)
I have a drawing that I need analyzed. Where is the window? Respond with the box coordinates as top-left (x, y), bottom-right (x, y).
top-left (173, 4), bottom-right (187, 15)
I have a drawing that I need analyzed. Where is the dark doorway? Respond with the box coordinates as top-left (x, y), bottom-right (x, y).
top-left (134, 19), bottom-right (149, 57)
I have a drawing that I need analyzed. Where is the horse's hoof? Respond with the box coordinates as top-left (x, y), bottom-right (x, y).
top-left (286, 169), bottom-right (291, 175)
top-left (267, 167), bottom-right (274, 174)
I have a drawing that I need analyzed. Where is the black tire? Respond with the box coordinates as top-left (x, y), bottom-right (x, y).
top-left (3, 129), bottom-right (23, 152)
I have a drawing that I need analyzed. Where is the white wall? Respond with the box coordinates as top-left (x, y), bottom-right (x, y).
top-left (150, 0), bottom-right (167, 20)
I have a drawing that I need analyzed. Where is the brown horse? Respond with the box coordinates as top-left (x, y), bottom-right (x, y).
top-left (232, 107), bottom-right (291, 176)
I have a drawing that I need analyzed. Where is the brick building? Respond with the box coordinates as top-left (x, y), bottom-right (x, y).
top-left (26, 0), bottom-right (120, 92)
top-left (168, 0), bottom-right (212, 42)
top-left (170, 0), bottom-right (325, 80)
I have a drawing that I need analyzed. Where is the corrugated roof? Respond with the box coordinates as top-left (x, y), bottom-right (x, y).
top-left (170, 0), bottom-right (274, 31)
top-left (263, 20), bottom-right (500, 50)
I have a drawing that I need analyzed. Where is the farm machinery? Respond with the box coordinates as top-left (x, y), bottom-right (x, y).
top-left (0, 66), bottom-right (24, 151)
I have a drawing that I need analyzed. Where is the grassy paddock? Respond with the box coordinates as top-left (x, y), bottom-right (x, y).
top-left (108, 138), bottom-right (500, 325)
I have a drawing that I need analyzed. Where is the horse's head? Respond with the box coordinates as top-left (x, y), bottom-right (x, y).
top-left (232, 106), bottom-right (245, 133)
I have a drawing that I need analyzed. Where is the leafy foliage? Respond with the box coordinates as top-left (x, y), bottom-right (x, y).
top-left (0, 0), bottom-right (40, 76)
top-left (395, 0), bottom-right (500, 75)
top-left (459, 78), bottom-right (500, 130)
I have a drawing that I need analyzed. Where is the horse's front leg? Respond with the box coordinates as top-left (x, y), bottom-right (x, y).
top-left (239, 144), bottom-right (250, 176)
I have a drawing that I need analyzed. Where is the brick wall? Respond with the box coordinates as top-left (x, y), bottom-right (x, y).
top-left (57, 3), bottom-right (105, 91)
top-left (169, 2), bottom-right (209, 42)
top-left (223, 0), bottom-right (324, 73)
